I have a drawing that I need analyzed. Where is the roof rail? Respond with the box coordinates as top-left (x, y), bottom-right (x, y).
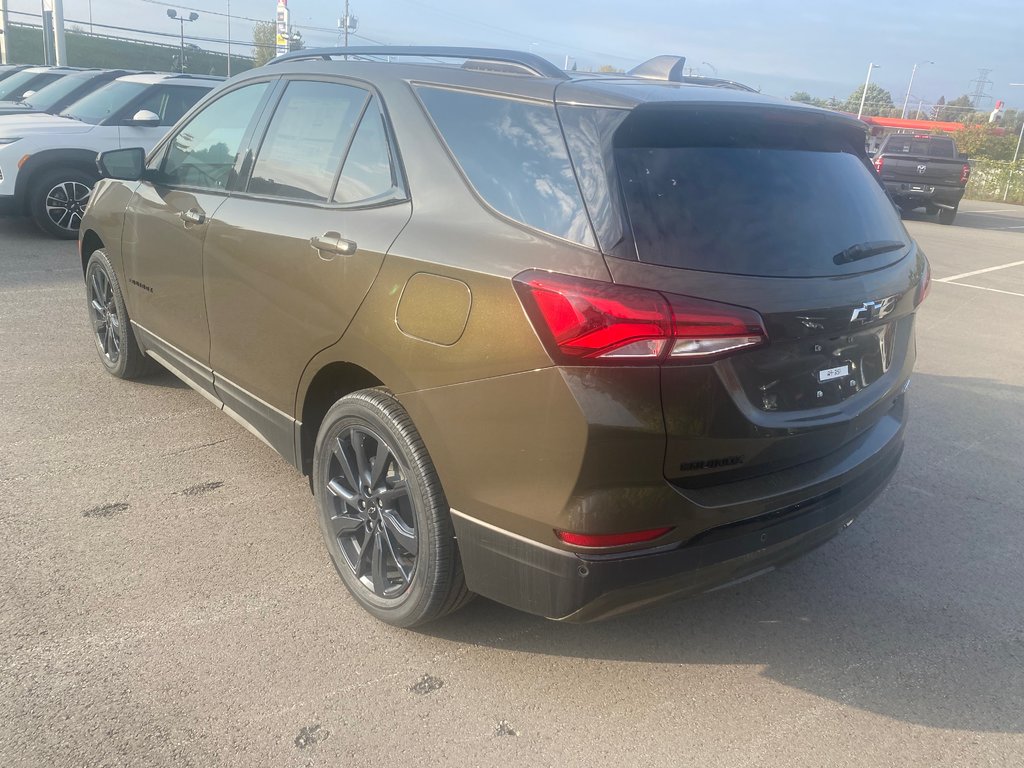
top-left (266, 46), bottom-right (569, 80)
top-left (167, 73), bottom-right (226, 81)
top-left (627, 55), bottom-right (687, 82)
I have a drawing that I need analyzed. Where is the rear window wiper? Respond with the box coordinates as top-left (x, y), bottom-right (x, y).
top-left (833, 240), bottom-right (906, 265)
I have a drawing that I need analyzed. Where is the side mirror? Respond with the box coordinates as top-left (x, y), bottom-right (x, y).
top-left (21, 90), bottom-right (35, 99)
top-left (125, 109), bottom-right (161, 127)
top-left (958, 152), bottom-right (969, 160)
top-left (97, 147), bottom-right (146, 181)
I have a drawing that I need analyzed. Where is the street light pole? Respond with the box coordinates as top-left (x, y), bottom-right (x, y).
top-left (901, 60), bottom-right (934, 119)
top-left (1005, 83), bottom-right (1023, 202)
top-left (858, 63), bottom-right (880, 120)
top-left (226, 0), bottom-right (231, 77)
top-left (166, 9), bottom-right (199, 73)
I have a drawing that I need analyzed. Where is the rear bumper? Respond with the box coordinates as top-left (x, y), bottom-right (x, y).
top-left (451, 410), bottom-right (904, 622)
top-left (883, 181), bottom-right (964, 209)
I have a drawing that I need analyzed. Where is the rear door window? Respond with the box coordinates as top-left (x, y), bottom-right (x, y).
top-left (417, 86), bottom-right (595, 247)
top-left (332, 95), bottom-right (400, 204)
top-left (248, 80), bottom-right (367, 201)
top-left (612, 107), bottom-right (909, 277)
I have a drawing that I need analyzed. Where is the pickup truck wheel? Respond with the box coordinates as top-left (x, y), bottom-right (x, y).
top-left (938, 206), bottom-right (957, 225)
top-left (84, 249), bottom-right (157, 379)
top-left (30, 168), bottom-right (96, 239)
top-left (313, 389), bottom-right (472, 627)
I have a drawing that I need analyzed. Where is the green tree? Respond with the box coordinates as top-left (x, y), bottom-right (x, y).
top-left (598, 64), bottom-right (623, 73)
top-left (252, 21), bottom-right (303, 67)
top-left (791, 90), bottom-right (814, 103)
top-left (953, 124), bottom-right (1020, 162)
top-left (934, 94), bottom-right (974, 122)
top-left (844, 82), bottom-right (895, 117)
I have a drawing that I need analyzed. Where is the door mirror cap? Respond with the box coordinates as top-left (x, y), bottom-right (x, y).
top-left (125, 109), bottom-right (161, 127)
top-left (97, 147), bottom-right (146, 181)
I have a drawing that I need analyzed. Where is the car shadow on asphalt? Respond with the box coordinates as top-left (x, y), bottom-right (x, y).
top-left (419, 372), bottom-right (1024, 734)
top-left (902, 207), bottom-right (1023, 232)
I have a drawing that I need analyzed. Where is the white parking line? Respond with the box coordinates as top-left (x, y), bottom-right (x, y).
top-left (961, 209), bottom-right (1021, 214)
top-left (936, 260), bottom-right (1024, 283)
top-left (998, 225), bottom-right (1024, 230)
top-left (941, 282), bottom-right (1024, 299)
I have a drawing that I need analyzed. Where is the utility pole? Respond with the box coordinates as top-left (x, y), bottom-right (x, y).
top-left (857, 63), bottom-right (879, 120)
top-left (0, 0), bottom-right (9, 66)
top-left (344, 0), bottom-right (349, 47)
top-left (226, 0), bottom-right (231, 76)
top-left (50, 0), bottom-right (66, 65)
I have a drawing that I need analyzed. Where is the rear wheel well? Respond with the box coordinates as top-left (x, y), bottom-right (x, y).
top-left (80, 230), bottom-right (104, 273)
top-left (300, 362), bottom-right (384, 476)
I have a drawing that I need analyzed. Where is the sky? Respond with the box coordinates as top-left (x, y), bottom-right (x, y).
top-left (8, 0), bottom-right (1024, 109)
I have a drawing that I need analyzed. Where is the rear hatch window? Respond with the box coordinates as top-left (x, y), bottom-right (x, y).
top-left (612, 106), bottom-right (910, 277)
top-left (881, 136), bottom-right (956, 158)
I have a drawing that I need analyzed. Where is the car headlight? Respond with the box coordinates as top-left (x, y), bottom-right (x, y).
top-left (0, 137), bottom-right (22, 146)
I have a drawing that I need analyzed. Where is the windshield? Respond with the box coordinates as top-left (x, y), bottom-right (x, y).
top-left (59, 80), bottom-right (146, 124)
top-left (23, 75), bottom-right (95, 111)
top-left (0, 71), bottom-right (61, 102)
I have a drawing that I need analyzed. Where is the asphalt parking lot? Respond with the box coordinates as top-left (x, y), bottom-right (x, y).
top-left (1, 198), bottom-right (1022, 767)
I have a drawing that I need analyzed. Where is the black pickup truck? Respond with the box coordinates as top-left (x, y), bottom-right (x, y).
top-left (872, 134), bottom-right (970, 224)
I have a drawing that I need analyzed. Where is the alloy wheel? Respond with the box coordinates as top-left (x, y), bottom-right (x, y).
top-left (324, 426), bottom-right (418, 599)
top-left (45, 181), bottom-right (91, 232)
top-left (89, 267), bottom-right (120, 364)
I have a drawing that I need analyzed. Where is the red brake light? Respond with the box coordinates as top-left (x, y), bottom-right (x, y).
top-left (556, 526), bottom-right (673, 548)
top-left (513, 271), bottom-right (767, 365)
top-left (917, 260), bottom-right (931, 305)
top-left (873, 155), bottom-right (884, 174)
top-left (960, 163), bottom-right (971, 184)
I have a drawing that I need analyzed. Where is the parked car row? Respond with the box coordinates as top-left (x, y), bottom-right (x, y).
top-left (0, 66), bottom-right (221, 237)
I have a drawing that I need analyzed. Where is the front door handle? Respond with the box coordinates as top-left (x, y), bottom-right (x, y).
top-left (180, 208), bottom-right (206, 226)
top-left (310, 231), bottom-right (357, 257)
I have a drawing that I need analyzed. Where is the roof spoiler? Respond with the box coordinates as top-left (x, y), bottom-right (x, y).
top-left (627, 55), bottom-right (687, 82)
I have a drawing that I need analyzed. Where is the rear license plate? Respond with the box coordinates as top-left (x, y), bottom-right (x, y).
top-left (818, 364), bottom-right (850, 383)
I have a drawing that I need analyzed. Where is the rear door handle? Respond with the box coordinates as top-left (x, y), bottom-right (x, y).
top-left (180, 208), bottom-right (206, 226)
top-left (310, 231), bottom-right (358, 257)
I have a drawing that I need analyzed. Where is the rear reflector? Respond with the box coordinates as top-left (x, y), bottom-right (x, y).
top-left (873, 156), bottom-right (884, 174)
top-left (960, 163), bottom-right (971, 184)
top-left (513, 270), bottom-right (767, 365)
top-left (556, 527), bottom-right (673, 548)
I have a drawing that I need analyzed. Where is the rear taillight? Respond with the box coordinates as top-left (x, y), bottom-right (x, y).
top-left (960, 163), bottom-right (971, 184)
top-left (556, 526), bottom-right (673, 548)
top-left (917, 260), bottom-right (931, 305)
top-left (874, 156), bottom-right (884, 174)
top-left (513, 270), bottom-right (767, 365)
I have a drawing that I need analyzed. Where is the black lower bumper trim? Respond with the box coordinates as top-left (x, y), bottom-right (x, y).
top-left (451, 434), bottom-right (902, 622)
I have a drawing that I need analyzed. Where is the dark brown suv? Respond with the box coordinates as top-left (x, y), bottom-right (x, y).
top-left (80, 48), bottom-right (929, 626)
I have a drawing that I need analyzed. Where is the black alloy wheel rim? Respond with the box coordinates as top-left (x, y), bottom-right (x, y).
top-left (89, 267), bottom-right (120, 364)
top-left (325, 426), bottom-right (418, 599)
top-left (45, 181), bottom-right (91, 232)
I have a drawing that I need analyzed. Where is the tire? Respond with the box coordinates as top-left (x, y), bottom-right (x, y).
top-left (313, 388), bottom-right (472, 627)
top-left (938, 206), bottom-right (957, 225)
top-left (84, 249), bottom-right (157, 379)
top-left (29, 167), bottom-right (96, 239)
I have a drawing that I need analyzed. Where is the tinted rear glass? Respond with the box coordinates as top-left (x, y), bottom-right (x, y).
top-left (417, 87), bottom-right (595, 247)
top-left (614, 108), bottom-right (909, 277)
top-left (881, 136), bottom-right (955, 158)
